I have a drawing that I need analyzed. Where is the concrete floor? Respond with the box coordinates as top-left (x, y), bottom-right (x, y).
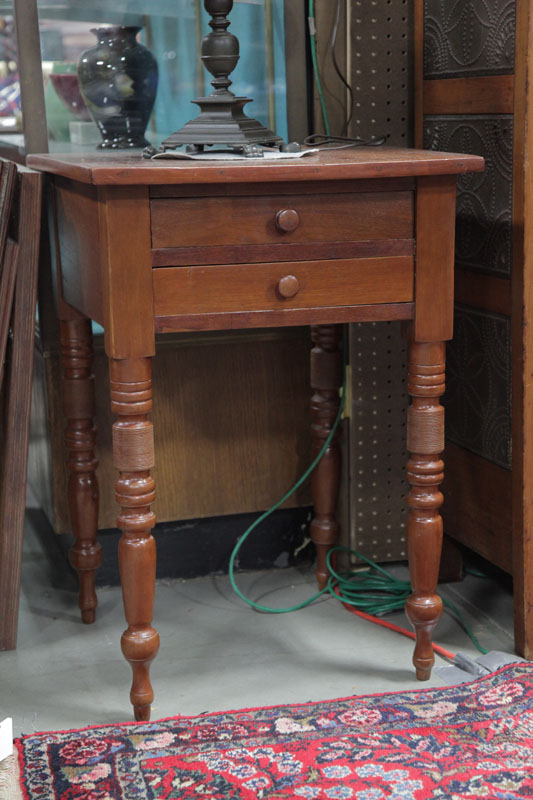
top-left (0, 507), bottom-right (516, 740)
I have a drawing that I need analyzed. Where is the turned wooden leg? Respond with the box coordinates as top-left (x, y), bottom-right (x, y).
top-left (110, 357), bottom-right (159, 721)
top-left (310, 324), bottom-right (343, 589)
top-left (60, 318), bottom-right (102, 624)
top-left (405, 336), bottom-right (445, 681)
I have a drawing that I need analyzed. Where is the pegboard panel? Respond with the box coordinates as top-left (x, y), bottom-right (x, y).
top-left (346, 4), bottom-right (413, 562)
top-left (348, 322), bottom-right (408, 562)
top-left (349, 0), bottom-right (413, 146)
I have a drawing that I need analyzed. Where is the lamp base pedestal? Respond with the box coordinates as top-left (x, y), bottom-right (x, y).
top-left (160, 94), bottom-right (287, 156)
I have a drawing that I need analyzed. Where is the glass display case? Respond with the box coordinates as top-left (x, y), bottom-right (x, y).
top-left (14, 0), bottom-right (314, 553)
top-left (1, 0), bottom-right (308, 155)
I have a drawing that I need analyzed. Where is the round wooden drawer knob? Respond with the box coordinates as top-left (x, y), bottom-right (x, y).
top-left (277, 275), bottom-right (300, 298)
top-left (275, 208), bottom-right (300, 233)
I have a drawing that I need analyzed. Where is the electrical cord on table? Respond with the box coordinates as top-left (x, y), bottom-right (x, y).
top-left (304, 133), bottom-right (388, 150)
top-left (308, 0), bottom-right (331, 137)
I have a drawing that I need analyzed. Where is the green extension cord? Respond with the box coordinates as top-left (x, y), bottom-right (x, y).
top-left (228, 349), bottom-right (347, 613)
top-left (308, 0), bottom-right (331, 137)
top-left (328, 548), bottom-right (487, 655)
top-left (233, 3), bottom-right (488, 657)
top-left (228, 353), bottom-right (488, 655)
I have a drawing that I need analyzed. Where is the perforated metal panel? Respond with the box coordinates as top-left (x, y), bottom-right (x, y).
top-left (349, 0), bottom-right (412, 147)
top-left (347, 322), bottom-right (408, 562)
top-left (345, 3), bottom-right (412, 562)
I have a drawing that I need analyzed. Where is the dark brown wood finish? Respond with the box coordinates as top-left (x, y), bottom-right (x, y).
top-left (150, 177), bottom-right (416, 198)
top-left (28, 148), bottom-right (484, 185)
top-left (454, 268), bottom-right (512, 316)
top-left (150, 191), bottom-right (414, 248)
top-left (150, 178), bottom-right (417, 199)
top-left (152, 239), bottom-right (415, 268)
top-left (152, 257), bottom-right (414, 319)
top-left (60, 317), bottom-right (102, 624)
top-left (310, 325), bottom-right (343, 589)
top-left (0, 165), bottom-right (42, 651)
top-left (26, 149), bottom-right (483, 717)
top-left (53, 179), bottom-right (104, 326)
top-left (414, 0), bottom-right (528, 657)
top-left (31, 329), bottom-right (314, 532)
top-left (154, 302), bottom-right (415, 334)
top-left (443, 443), bottom-right (512, 574)
top-left (98, 185), bottom-right (154, 361)
top-left (0, 241), bottom-right (18, 389)
top-left (414, 176), bottom-right (456, 343)
top-left (423, 75), bottom-right (514, 115)
top-left (405, 334), bottom-right (446, 680)
top-left (406, 172), bottom-right (457, 677)
top-left (0, 162), bottom-right (19, 389)
top-left (110, 356), bottom-right (159, 722)
top-left (512, 0), bottom-right (533, 658)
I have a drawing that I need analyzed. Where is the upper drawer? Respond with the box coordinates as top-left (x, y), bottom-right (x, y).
top-left (151, 191), bottom-right (414, 249)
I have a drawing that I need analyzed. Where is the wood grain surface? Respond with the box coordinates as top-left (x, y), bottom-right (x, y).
top-left (98, 185), bottom-right (154, 359)
top-left (512, 0), bottom-right (533, 658)
top-left (151, 191), bottom-right (414, 248)
top-left (152, 257), bottom-right (414, 318)
top-left (27, 145), bottom-right (481, 713)
top-left (454, 267), bottom-right (512, 316)
top-left (0, 166), bottom-right (42, 650)
top-left (442, 442), bottom-right (512, 575)
top-left (423, 75), bottom-right (515, 115)
top-left (414, 176), bottom-right (457, 343)
top-left (154, 303), bottom-right (415, 333)
top-left (54, 178), bottom-right (104, 325)
top-left (27, 148), bottom-right (485, 186)
top-left (150, 177), bottom-right (416, 198)
top-left (152, 239), bottom-right (415, 268)
top-left (35, 330), bottom-right (314, 532)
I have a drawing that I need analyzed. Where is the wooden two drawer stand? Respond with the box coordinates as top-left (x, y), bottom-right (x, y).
top-left (28, 148), bottom-right (484, 720)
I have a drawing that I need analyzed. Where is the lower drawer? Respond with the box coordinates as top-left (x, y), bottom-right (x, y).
top-left (152, 256), bottom-right (414, 317)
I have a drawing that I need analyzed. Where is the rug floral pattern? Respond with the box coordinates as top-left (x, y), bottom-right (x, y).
top-left (16, 664), bottom-right (533, 799)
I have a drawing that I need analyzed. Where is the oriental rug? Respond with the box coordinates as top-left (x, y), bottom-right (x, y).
top-left (16, 663), bottom-right (533, 800)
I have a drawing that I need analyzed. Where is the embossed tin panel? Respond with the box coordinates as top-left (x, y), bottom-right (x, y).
top-left (424, 115), bottom-right (513, 277)
top-left (424, 0), bottom-right (515, 79)
top-left (445, 305), bottom-right (511, 469)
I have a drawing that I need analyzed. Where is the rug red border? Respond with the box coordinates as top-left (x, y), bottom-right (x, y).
top-left (14, 662), bottom-right (528, 800)
top-left (16, 661), bottom-right (522, 741)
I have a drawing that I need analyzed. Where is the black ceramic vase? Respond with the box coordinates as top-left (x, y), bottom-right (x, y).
top-left (77, 26), bottom-right (158, 149)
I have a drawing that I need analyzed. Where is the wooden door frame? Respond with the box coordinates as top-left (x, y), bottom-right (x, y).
top-left (511, 0), bottom-right (533, 657)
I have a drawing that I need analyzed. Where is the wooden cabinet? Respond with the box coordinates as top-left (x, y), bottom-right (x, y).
top-left (414, 0), bottom-right (533, 657)
top-left (29, 328), bottom-right (313, 534)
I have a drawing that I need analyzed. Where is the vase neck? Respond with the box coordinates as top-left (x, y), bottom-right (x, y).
top-left (92, 26), bottom-right (141, 45)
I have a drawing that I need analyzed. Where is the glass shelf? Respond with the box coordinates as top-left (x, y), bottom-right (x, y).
top-left (6, 0), bottom-right (297, 153)
top-left (0, 0), bottom-right (265, 21)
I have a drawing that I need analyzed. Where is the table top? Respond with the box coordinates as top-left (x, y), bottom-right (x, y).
top-left (27, 147), bottom-right (485, 186)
